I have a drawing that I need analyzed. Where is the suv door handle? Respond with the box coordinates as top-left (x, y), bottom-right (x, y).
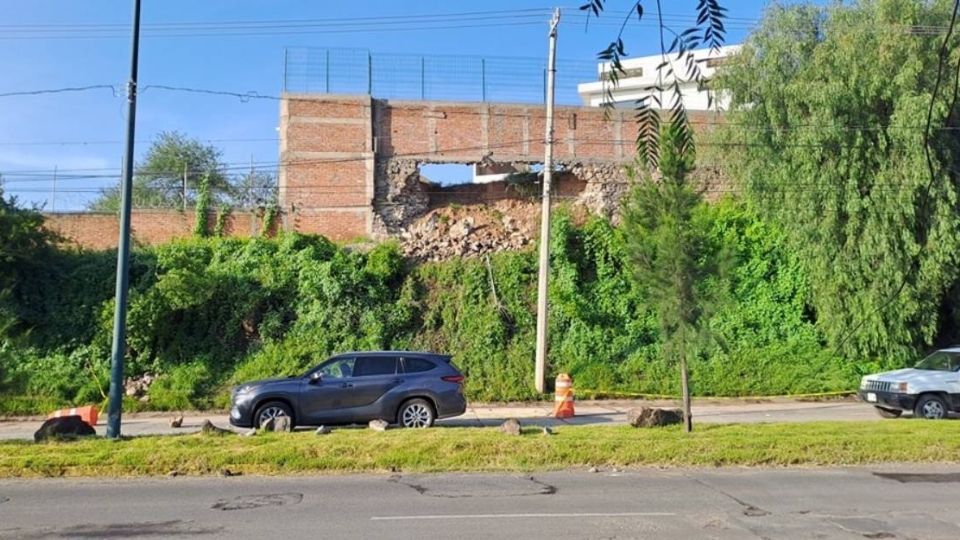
top-left (340, 383), bottom-right (354, 388)
top-left (393, 378), bottom-right (404, 384)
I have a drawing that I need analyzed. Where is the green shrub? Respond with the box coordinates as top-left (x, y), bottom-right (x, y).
top-left (0, 199), bottom-right (885, 412)
top-left (147, 361), bottom-right (214, 411)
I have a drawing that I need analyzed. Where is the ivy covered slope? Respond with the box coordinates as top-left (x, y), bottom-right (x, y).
top-left (1, 198), bottom-right (864, 414)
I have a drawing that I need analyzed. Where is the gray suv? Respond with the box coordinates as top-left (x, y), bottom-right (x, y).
top-left (229, 351), bottom-right (467, 429)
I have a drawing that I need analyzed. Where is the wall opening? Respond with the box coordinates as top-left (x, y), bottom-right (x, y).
top-left (419, 163), bottom-right (474, 186)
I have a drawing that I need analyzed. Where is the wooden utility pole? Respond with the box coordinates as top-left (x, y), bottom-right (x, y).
top-left (534, 8), bottom-right (560, 394)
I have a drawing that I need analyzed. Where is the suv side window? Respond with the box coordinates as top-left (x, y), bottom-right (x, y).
top-left (402, 357), bottom-right (436, 373)
top-left (353, 356), bottom-right (399, 377)
top-left (318, 357), bottom-right (355, 379)
top-left (950, 353), bottom-right (960, 372)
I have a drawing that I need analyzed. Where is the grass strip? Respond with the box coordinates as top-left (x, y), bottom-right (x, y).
top-left (1, 422), bottom-right (958, 478)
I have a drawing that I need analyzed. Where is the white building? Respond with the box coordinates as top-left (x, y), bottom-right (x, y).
top-left (577, 45), bottom-right (741, 111)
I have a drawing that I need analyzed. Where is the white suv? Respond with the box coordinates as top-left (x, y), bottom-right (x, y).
top-left (859, 348), bottom-right (960, 419)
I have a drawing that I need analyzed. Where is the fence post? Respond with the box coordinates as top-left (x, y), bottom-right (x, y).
top-left (283, 49), bottom-right (288, 92)
top-left (325, 49), bottom-right (330, 92)
top-left (420, 56), bottom-right (425, 100)
top-left (481, 58), bottom-right (486, 102)
top-left (367, 52), bottom-right (373, 95)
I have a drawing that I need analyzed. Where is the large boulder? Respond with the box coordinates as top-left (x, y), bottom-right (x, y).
top-left (34, 416), bottom-right (96, 442)
top-left (499, 418), bottom-right (522, 436)
top-left (626, 407), bottom-right (684, 428)
top-left (200, 419), bottom-right (233, 436)
top-left (260, 416), bottom-right (292, 433)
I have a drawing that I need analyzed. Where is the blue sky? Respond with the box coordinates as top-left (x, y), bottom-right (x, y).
top-left (0, 0), bottom-right (785, 210)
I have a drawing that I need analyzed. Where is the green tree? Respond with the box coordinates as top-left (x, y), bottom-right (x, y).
top-left (0, 189), bottom-right (55, 338)
top-left (716, 0), bottom-right (960, 363)
top-left (621, 127), bottom-right (724, 432)
top-left (88, 131), bottom-right (230, 212)
top-left (232, 170), bottom-right (278, 209)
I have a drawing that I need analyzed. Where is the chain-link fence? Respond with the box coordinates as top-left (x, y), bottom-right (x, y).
top-left (284, 47), bottom-right (597, 105)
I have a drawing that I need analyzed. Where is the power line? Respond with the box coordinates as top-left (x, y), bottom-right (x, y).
top-left (0, 137), bottom-right (278, 147)
top-left (0, 8), bottom-right (556, 30)
top-left (141, 85), bottom-right (281, 101)
top-left (0, 133), bottom-right (946, 179)
top-left (0, 85), bottom-right (116, 98)
top-left (0, 20), bottom-right (550, 41)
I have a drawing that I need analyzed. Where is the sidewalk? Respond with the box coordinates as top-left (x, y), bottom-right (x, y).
top-left (0, 398), bottom-right (876, 440)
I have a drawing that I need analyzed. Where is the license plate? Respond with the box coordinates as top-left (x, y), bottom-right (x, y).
top-left (867, 392), bottom-right (877, 403)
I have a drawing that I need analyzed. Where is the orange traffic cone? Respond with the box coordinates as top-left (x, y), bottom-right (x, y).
top-left (553, 373), bottom-right (575, 418)
top-left (48, 405), bottom-right (99, 427)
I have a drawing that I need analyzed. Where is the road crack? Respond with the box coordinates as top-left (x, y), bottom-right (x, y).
top-left (387, 474), bottom-right (557, 498)
top-left (686, 476), bottom-right (770, 517)
top-left (211, 492), bottom-right (303, 511)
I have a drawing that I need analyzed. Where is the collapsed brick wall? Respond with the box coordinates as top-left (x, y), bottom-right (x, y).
top-left (279, 95), bottom-right (727, 245)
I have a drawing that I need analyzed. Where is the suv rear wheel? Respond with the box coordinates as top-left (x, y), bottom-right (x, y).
top-left (914, 394), bottom-right (948, 420)
top-left (398, 398), bottom-right (435, 428)
top-left (874, 406), bottom-right (902, 419)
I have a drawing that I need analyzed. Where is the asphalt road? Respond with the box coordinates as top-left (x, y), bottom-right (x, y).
top-left (2, 467), bottom-right (960, 539)
top-left (0, 400), bottom-right (888, 440)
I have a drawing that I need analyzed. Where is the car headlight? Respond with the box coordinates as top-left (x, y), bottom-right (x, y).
top-left (233, 385), bottom-right (254, 402)
top-left (860, 378), bottom-right (869, 390)
top-left (894, 382), bottom-right (909, 393)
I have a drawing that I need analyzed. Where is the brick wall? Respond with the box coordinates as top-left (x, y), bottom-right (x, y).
top-left (280, 94), bottom-right (724, 240)
top-left (44, 211), bottom-right (265, 250)
top-left (49, 96), bottom-right (725, 251)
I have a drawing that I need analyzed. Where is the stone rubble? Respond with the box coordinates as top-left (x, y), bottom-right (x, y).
top-left (399, 204), bottom-right (534, 262)
top-left (124, 373), bottom-right (155, 401)
top-left (368, 419), bottom-right (389, 432)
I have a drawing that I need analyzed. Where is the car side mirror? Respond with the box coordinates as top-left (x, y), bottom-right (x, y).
top-left (309, 372), bottom-right (322, 384)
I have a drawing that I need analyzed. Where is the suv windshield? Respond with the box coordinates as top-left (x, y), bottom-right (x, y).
top-left (915, 351), bottom-right (960, 372)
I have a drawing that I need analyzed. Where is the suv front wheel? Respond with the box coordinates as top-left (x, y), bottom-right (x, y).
top-left (255, 401), bottom-right (294, 430)
top-left (914, 394), bottom-right (948, 420)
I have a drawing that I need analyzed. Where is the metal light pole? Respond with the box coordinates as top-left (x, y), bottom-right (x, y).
top-left (534, 8), bottom-right (560, 394)
top-left (106, 0), bottom-right (142, 439)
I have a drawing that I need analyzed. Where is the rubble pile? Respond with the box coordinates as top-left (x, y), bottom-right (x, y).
top-left (399, 201), bottom-right (537, 262)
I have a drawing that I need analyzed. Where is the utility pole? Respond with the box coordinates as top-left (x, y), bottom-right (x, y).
top-left (51, 165), bottom-right (57, 212)
top-left (182, 162), bottom-right (188, 211)
top-left (534, 7), bottom-right (560, 394)
top-left (106, 0), bottom-right (142, 439)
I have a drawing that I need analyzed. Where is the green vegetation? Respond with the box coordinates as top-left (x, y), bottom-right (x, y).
top-left (716, 0), bottom-right (960, 362)
top-left (2, 422), bottom-right (959, 477)
top-left (0, 195), bottom-right (861, 413)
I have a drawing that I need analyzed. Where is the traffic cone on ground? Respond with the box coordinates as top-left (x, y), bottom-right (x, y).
top-left (47, 405), bottom-right (99, 427)
top-left (553, 373), bottom-right (575, 418)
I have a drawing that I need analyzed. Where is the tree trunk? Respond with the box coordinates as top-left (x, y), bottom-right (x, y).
top-left (679, 346), bottom-right (692, 433)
